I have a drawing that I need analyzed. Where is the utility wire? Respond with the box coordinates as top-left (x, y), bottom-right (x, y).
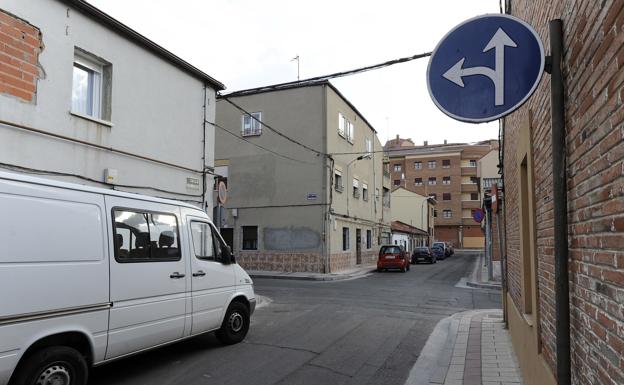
top-left (206, 120), bottom-right (318, 165)
top-left (0, 161), bottom-right (204, 201)
top-left (222, 51), bottom-right (433, 97)
top-left (219, 97), bottom-right (325, 157)
top-left (218, 50), bottom-right (433, 159)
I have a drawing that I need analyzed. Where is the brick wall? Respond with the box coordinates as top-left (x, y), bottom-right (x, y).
top-left (504, 1), bottom-right (624, 384)
top-left (236, 252), bottom-right (323, 273)
top-left (0, 9), bottom-right (42, 102)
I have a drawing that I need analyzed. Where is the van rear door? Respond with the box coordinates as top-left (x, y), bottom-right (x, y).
top-left (105, 196), bottom-right (188, 359)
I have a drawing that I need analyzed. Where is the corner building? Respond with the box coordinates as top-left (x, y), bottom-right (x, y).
top-left (500, 1), bottom-right (624, 385)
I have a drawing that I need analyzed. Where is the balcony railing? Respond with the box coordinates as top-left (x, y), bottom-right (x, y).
top-left (483, 178), bottom-right (503, 189)
top-left (462, 200), bottom-right (481, 209)
top-left (461, 183), bottom-right (479, 192)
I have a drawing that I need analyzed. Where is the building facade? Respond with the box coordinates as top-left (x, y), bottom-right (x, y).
top-left (0, 0), bottom-right (223, 207)
top-left (391, 187), bottom-right (435, 251)
top-left (384, 138), bottom-right (498, 248)
top-left (500, 1), bottom-right (624, 385)
top-left (215, 81), bottom-right (390, 273)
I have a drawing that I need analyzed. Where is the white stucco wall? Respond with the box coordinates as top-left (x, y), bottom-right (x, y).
top-left (0, 0), bottom-right (217, 207)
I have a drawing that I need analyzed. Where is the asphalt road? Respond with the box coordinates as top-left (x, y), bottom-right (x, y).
top-left (90, 251), bottom-right (500, 385)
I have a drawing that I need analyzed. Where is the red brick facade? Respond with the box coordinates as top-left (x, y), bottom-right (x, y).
top-left (0, 9), bottom-right (42, 102)
top-left (503, 1), bottom-right (624, 384)
top-left (385, 140), bottom-right (496, 248)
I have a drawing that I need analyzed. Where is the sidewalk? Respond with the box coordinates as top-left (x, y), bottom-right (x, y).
top-left (464, 251), bottom-right (502, 290)
top-left (247, 263), bottom-right (377, 282)
top-left (405, 309), bottom-right (522, 385)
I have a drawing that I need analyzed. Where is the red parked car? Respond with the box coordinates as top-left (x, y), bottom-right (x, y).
top-left (377, 245), bottom-right (410, 272)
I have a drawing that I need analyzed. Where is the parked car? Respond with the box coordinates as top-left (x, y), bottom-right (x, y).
top-left (432, 241), bottom-right (451, 257)
top-left (412, 247), bottom-right (436, 264)
top-left (431, 245), bottom-right (447, 260)
top-left (0, 171), bottom-right (256, 385)
top-left (377, 245), bottom-right (410, 272)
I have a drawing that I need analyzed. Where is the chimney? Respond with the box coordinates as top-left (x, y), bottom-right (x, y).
top-left (396, 134), bottom-right (399, 142)
top-left (444, 139), bottom-right (447, 144)
top-left (424, 140), bottom-right (428, 146)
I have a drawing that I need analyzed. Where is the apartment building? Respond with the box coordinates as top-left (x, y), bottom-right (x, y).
top-left (500, 2), bottom-right (624, 385)
top-left (0, 0), bottom-right (223, 207)
top-left (384, 137), bottom-right (498, 248)
top-left (390, 187), bottom-right (436, 251)
top-left (215, 80), bottom-right (390, 273)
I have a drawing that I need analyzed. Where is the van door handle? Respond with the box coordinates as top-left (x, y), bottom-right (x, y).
top-left (193, 270), bottom-right (206, 277)
top-left (170, 272), bottom-right (185, 279)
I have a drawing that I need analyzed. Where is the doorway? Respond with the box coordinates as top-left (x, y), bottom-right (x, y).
top-left (356, 228), bottom-right (362, 264)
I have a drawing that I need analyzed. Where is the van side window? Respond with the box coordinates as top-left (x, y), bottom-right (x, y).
top-left (113, 210), bottom-right (181, 262)
top-left (190, 222), bottom-right (215, 261)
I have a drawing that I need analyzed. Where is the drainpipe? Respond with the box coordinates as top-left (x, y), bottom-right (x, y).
top-left (549, 19), bottom-right (571, 385)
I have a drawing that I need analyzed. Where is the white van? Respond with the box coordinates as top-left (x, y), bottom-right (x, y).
top-left (0, 171), bottom-right (255, 385)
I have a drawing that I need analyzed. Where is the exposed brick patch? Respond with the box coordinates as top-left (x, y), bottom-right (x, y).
top-left (0, 9), bottom-right (43, 103)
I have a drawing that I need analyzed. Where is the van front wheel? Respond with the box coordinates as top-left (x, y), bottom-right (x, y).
top-left (11, 346), bottom-right (88, 385)
top-left (215, 302), bottom-right (250, 345)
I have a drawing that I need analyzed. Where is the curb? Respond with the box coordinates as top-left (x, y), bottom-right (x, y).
top-left (463, 250), bottom-right (502, 290)
top-left (249, 268), bottom-right (377, 282)
top-left (466, 280), bottom-right (502, 290)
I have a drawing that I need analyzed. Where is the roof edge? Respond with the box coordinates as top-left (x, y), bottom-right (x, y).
top-left (61, 0), bottom-right (225, 90)
top-left (219, 80), bottom-right (377, 134)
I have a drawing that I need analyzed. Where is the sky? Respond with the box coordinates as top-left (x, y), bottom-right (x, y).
top-left (88, 0), bottom-right (502, 146)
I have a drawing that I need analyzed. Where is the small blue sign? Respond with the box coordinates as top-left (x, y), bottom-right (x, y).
top-left (473, 208), bottom-right (485, 223)
top-left (427, 14), bottom-right (545, 123)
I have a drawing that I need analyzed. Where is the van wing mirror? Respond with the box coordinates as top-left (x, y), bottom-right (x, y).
top-left (221, 245), bottom-right (235, 264)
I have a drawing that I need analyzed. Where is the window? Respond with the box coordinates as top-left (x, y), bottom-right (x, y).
top-left (393, 179), bottom-right (401, 187)
top-left (443, 193), bottom-right (451, 201)
top-left (342, 227), bottom-right (350, 250)
top-left (428, 160), bottom-right (436, 169)
top-left (72, 50), bottom-right (110, 120)
top-left (366, 138), bottom-right (373, 154)
top-left (470, 177), bottom-right (479, 184)
top-left (428, 193), bottom-right (437, 200)
top-left (346, 121), bottom-right (354, 143)
top-left (190, 221), bottom-right (218, 261)
top-left (442, 159), bottom-right (451, 168)
top-left (241, 112), bottom-right (262, 136)
top-left (366, 229), bottom-right (372, 249)
top-left (471, 192), bottom-right (479, 200)
top-left (469, 159), bottom-right (477, 167)
top-left (335, 170), bottom-right (344, 192)
top-left (113, 210), bottom-right (180, 262)
top-left (383, 187), bottom-right (390, 207)
top-left (433, 209), bottom-right (438, 218)
top-left (443, 210), bottom-right (452, 218)
top-left (443, 176), bottom-right (451, 185)
top-left (428, 177), bottom-right (437, 185)
top-left (242, 226), bottom-right (258, 250)
top-left (415, 177), bottom-right (422, 186)
top-left (362, 183), bottom-right (369, 201)
top-left (394, 164), bottom-right (402, 172)
top-left (414, 161), bottom-right (422, 169)
top-left (338, 113), bottom-right (346, 137)
top-left (353, 179), bottom-right (360, 198)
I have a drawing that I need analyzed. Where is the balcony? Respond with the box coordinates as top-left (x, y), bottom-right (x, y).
top-left (462, 200), bottom-right (481, 209)
top-left (461, 167), bottom-right (478, 176)
top-left (461, 183), bottom-right (479, 192)
top-left (483, 178), bottom-right (503, 189)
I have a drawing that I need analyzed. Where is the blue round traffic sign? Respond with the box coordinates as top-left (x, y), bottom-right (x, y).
top-left (427, 14), bottom-right (545, 123)
top-left (473, 208), bottom-right (485, 223)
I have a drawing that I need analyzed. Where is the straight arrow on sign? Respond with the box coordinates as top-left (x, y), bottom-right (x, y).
top-left (442, 28), bottom-right (517, 106)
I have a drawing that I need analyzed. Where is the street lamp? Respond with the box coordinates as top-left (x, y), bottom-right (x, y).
top-left (346, 154), bottom-right (372, 217)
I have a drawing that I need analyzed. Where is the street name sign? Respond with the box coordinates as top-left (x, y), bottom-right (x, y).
top-left (427, 14), bottom-right (545, 123)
